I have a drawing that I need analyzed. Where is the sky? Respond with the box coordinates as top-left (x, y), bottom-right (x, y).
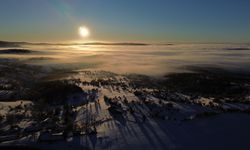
top-left (0, 0), bottom-right (250, 43)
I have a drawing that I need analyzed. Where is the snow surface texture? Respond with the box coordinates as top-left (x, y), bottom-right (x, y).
top-left (1, 71), bottom-right (250, 150)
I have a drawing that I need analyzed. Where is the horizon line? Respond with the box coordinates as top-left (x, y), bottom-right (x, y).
top-left (0, 39), bottom-right (249, 46)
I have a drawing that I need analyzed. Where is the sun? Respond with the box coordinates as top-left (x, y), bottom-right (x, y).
top-left (79, 26), bottom-right (90, 38)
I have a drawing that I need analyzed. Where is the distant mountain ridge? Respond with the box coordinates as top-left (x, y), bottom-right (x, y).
top-left (0, 41), bottom-right (28, 47)
top-left (0, 40), bottom-right (178, 47)
top-left (0, 40), bottom-right (152, 47)
top-left (30, 42), bottom-right (151, 46)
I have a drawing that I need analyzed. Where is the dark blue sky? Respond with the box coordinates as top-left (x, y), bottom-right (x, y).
top-left (0, 0), bottom-right (250, 42)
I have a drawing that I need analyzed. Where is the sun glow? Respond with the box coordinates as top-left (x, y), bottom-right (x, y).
top-left (79, 26), bottom-right (90, 38)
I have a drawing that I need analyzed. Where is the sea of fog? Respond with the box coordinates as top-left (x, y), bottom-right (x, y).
top-left (1, 43), bottom-right (250, 76)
